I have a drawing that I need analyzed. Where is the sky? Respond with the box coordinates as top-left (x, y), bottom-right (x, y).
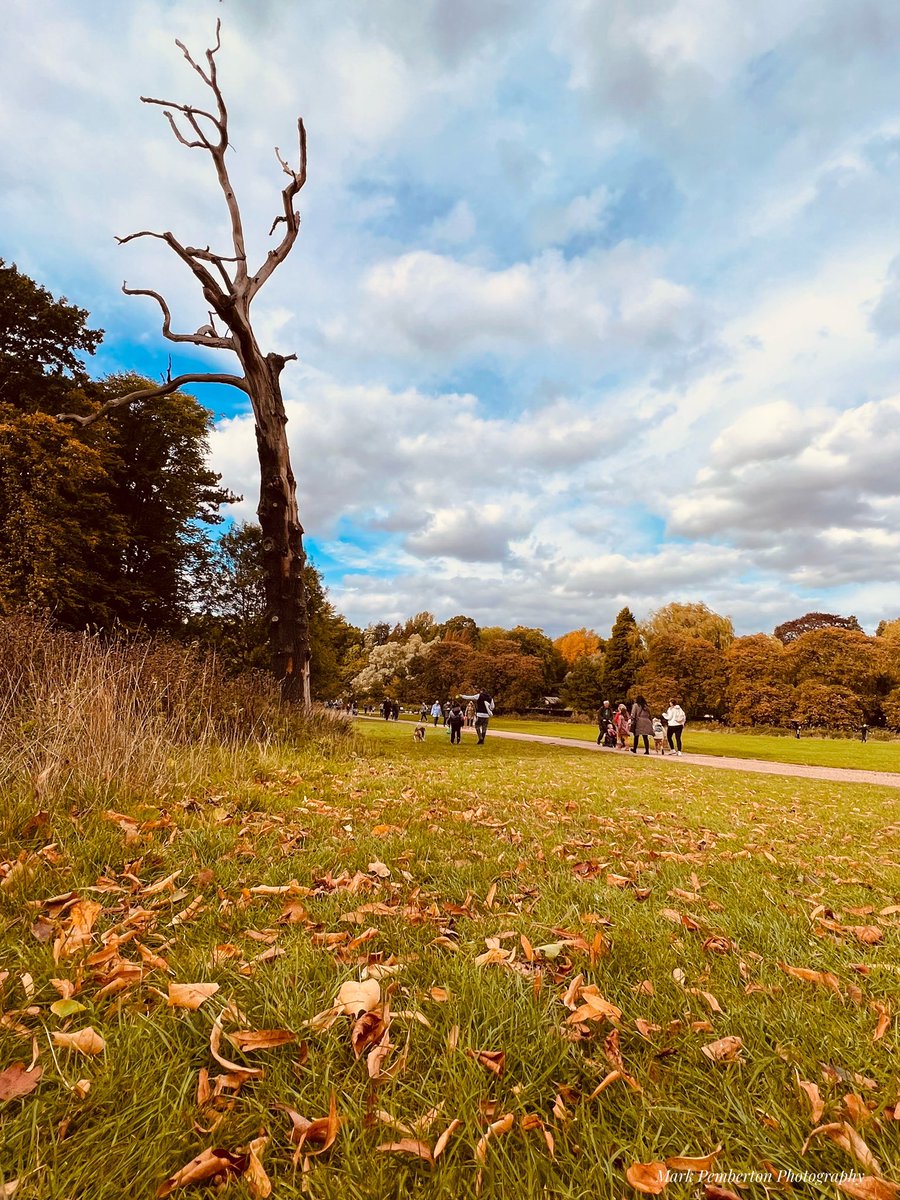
top-left (4, 0), bottom-right (900, 638)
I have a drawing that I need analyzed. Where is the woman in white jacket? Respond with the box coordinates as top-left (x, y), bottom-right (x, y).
top-left (663, 699), bottom-right (686, 755)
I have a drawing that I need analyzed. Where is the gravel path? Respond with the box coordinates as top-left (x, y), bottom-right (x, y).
top-left (480, 727), bottom-right (900, 789)
top-left (360, 717), bottom-right (900, 789)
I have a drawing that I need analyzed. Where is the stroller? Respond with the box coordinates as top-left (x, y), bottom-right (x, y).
top-left (600, 721), bottom-right (617, 748)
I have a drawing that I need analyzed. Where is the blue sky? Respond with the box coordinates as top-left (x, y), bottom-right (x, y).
top-left (4, 0), bottom-right (900, 636)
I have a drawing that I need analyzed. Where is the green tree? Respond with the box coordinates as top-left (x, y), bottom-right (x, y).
top-left (600, 607), bottom-right (644, 702)
top-left (560, 654), bottom-right (604, 714)
top-left (194, 522), bottom-right (359, 699)
top-left (0, 259), bottom-right (102, 414)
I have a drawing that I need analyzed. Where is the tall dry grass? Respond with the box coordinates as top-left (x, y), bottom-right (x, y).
top-left (0, 613), bottom-right (351, 813)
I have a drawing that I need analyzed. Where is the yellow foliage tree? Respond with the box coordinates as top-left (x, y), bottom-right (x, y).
top-left (554, 628), bottom-right (602, 666)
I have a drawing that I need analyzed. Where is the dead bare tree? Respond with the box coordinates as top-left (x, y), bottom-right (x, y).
top-left (60, 21), bottom-right (312, 703)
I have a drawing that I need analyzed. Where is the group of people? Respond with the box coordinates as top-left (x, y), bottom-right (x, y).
top-left (417, 692), bottom-right (495, 745)
top-left (597, 697), bottom-right (686, 756)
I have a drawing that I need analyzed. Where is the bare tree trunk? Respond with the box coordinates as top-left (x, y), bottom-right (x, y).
top-left (246, 352), bottom-right (310, 703)
top-left (58, 21), bottom-right (314, 704)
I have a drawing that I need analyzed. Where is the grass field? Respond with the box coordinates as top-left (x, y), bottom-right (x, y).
top-left (1, 719), bottom-right (898, 1198)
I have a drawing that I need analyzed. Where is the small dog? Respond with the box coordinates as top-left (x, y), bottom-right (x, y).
top-left (413, 723), bottom-right (426, 742)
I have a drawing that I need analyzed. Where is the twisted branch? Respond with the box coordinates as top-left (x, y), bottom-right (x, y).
top-left (58, 372), bottom-right (250, 428)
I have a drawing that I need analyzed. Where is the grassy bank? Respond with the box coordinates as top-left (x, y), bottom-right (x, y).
top-left (1, 717), bottom-right (897, 1198)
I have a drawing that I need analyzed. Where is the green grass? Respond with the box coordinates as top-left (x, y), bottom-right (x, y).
top-left (1, 720), bottom-right (898, 1198)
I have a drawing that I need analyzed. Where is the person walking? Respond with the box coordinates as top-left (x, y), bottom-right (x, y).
top-left (464, 700), bottom-right (475, 728)
top-left (614, 703), bottom-right (630, 749)
top-left (419, 702), bottom-right (429, 723)
top-left (597, 700), bottom-right (613, 743)
top-left (447, 701), bottom-right (464, 745)
top-left (663, 698), bottom-right (686, 755)
top-left (463, 690), bottom-right (494, 745)
top-left (430, 700), bottom-right (442, 727)
top-left (629, 695), bottom-right (653, 755)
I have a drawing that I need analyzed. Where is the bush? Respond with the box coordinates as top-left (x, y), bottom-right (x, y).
top-left (0, 612), bottom-right (351, 808)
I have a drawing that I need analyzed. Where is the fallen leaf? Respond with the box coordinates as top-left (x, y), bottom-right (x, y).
top-left (838, 1180), bottom-right (900, 1200)
top-left (665, 1147), bottom-right (721, 1171)
top-left (802, 1122), bottom-right (881, 1174)
top-left (704, 1188), bottom-right (742, 1200)
top-left (244, 1135), bottom-right (271, 1199)
top-left (51, 1028), bottom-right (105, 1056)
top-left (0, 1063), bottom-right (42, 1102)
top-left (367, 861), bottom-right (391, 878)
top-left (798, 1078), bottom-right (825, 1123)
top-left (156, 1147), bottom-right (248, 1196)
top-left (626, 1161), bottom-right (669, 1194)
top-left (871, 1001), bottom-right (891, 1042)
top-left (778, 962), bottom-right (842, 995)
top-left (291, 1090), bottom-right (340, 1162)
top-left (433, 1118), bottom-right (462, 1159)
top-left (466, 1049), bottom-right (505, 1077)
top-left (336, 979), bottom-right (380, 1017)
top-left (49, 999), bottom-right (86, 1019)
top-left (376, 1139), bottom-right (433, 1165)
top-left (209, 1018), bottom-right (264, 1079)
top-left (226, 1029), bottom-right (296, 1052)
top-left (701, 1036), bottom-right (744, 1063)
top-left (475, 1112), bottom-right (514, 1163)
top-left (167, 982), bottom-right (219, 1011)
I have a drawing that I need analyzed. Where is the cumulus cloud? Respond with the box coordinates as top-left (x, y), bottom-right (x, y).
top-left (323, 244), bottom-right (712, 369)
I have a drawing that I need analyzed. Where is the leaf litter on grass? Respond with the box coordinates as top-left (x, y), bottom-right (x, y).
top-left (1, 730), bottom-right (899, 1196)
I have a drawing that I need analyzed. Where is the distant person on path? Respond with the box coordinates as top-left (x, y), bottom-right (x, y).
top-left (463, 690), bottom-right (494, 745)
top-left (431, 701), bottom-right (442, 727)
top-left (861, 723), bottom-right (869, 743)
top-left (442, 700), bottom-right (450, 727)
top-left (614, 703), bottom-right (630, 749)
top-left (629, 696), bottom-right (653, 755)
top-left (598, 700), bottom-right (612, 739)
top-left (464, 700), bottom-right (475, 728)
top-left (381, 698), bottom-right (391, 721)
top-left (390, 700), bottom-right (399, 721)
top-left (652, 715), bottom-right (667, 755)
top-left (664, 699), bottom-right (686, 755)
top-left (447, 702), bottom-right (464, 744)
top-left (420, 702), bottom-right (429, 722)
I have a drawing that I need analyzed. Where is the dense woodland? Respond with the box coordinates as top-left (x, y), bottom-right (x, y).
top-left (2, 261), bottom-right (899, 730)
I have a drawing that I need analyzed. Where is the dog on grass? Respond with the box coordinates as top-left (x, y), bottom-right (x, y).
top-left (413, 723), bottom-right (426, 742)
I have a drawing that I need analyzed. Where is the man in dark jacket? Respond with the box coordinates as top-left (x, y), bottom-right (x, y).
top-left (447, 702), bottom-right (464, 744)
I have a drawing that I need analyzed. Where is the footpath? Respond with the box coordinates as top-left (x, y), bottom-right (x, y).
top-left (359, 717), bottom-right (900, 790)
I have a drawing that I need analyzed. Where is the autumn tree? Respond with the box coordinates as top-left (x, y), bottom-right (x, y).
top-left (642, 602), bottom-right (734, 650)
top-left (784, 627), bottom-right (888, 722)
top-left (59, 23), bottom-right (313, 701)
top-left (773, 611), bottom-right (862, 644)
top-left (600, 607), bottom-right (644, 702)
top-left (724, 634), bottom-right (793, 727)
top-left (639, 633), bottom-right (727, 718)
top-left (554, 627), bottom-right (603, 666)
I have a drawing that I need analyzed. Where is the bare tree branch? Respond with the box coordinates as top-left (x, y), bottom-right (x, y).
top-left (115, 229), bottom-right (228, 312)
top-left (121, 284), bottom-right (236, 350)
top-left (58, 371), bottom-right (250, 428)
top-left (250, 118), bottom-right (307, 301)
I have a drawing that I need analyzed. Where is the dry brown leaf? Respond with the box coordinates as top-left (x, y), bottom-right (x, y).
top-left (51, 1028), bottom-right (105, 1056)
top-left (475, 1112), bottom-right (514, 1163)
top-left (798, 1078), bottom-right (825, 1123)
top-left (167, 982), bottom-right (219, 1011)
top-left (367, 861), bottom-right (391, 878)
top-left (0, 1063), bottom-right (42, 1102)
top-left (53, 900), bottom-right (103, 961)
top-left (376, 1139), bottom-right (433, 1165)
top-left (802, 1122), bottom-right (881, 1174)
top-left (871, 1001), bottom-right (891, 1042)
top-left (433, 1118), bottom-right (461, 1160)
top-left (838, 1179), bottom-right (900, 1200)
top-left (701, 1036), bottom-right (744, 1063)
top-left (704, 1188), bottom-right (742, 1200)
top-left (664, 1147), bottom-right (721, 1171)
top-left (244, 1136), bottom-right (271, 1199)
top-left (351, 1011), bottom-right (388, 1059)
top-left (428, 987), bottom-right (450, 1002)
top-left (209, 1018), bottom-right (264, 1079)
top-left (336, 979), bottom-right (380, 1017)
top-left (626, 1161), bottom-right (669, 1194)
top-left (156, 1147), bottom-right (248, 1196)
top-left (466, 1049), bottom-right (505, 1077)
top-left (226, 1029), bottom-right (296, 1052)
top-left (778, 962), bottom-right (842, 994)
top-left (848, 925), bottom-right (883, 945)
top-left (291, 1090), bottom-right (340, 1163)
